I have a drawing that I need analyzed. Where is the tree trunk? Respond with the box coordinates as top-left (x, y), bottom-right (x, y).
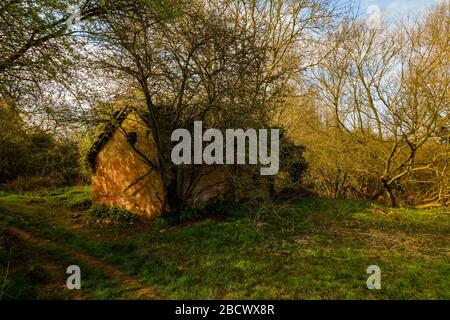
top-left (382, 178), bottom-right (397, 207)
top-left (163, 166), bottom-right (185, 214)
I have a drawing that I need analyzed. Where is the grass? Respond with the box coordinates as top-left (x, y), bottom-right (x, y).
top-left (0, 186), bottom-right (92, 210)
top-left (89, 205), bottom-right (139, 222)
top-left (0, 186), bottom-right (448, 299)
top-left (0, 236), bottom-right (134, 300)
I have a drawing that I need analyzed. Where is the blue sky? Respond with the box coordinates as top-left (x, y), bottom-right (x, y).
top-left (344, 0), bottom-right (445, 19)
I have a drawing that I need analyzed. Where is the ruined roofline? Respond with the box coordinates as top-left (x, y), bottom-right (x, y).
top-left (86, 106), bottom-right (131, 171)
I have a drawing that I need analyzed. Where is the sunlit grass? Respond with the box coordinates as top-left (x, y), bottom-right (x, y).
top-left (0, 187), bottom-right (448, 299)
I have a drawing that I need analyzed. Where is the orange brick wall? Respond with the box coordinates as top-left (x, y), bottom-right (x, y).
top-left (92, 115), bottom-right (230, 217)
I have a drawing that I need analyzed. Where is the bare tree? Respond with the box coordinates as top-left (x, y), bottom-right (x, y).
top-left (87, 0), bottom-right (336, 212)
top-left (303, 2), bottom-right (449, 206)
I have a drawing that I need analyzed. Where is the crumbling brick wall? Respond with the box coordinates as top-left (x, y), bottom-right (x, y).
top-left (92, 116), bottom-right (163, 217)
top-left (92, 115), bottom-right (230, 217)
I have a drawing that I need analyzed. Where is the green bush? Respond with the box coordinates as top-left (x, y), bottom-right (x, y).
top-left (152, 217), bottom-right (169, 231)
top-left (2, 176), bottom-right (66, 193)
top-left (88, 205), bottom-right (138, 222)
top-left (67, 198), bottom-right (92, 210)
top-left (163, 200), bottom-right (236, 226)
top-left (178, 208), bottom-right (201, 223)
top-left (0, 104), bottom-right (88, 189)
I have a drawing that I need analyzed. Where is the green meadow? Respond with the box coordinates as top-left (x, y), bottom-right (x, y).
top-left (0, 187), bottom-right (448, 299)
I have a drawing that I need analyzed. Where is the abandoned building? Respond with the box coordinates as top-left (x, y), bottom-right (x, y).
top-left (87, 108), bottom-right (230, 217)
top-left (87, 107), bottom-right (306, 217)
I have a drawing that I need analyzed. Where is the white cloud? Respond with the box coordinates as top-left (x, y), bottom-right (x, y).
top-left (361, 0), bottom-right (445, 24)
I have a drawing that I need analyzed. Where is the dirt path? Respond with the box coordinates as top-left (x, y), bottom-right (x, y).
top-left (4, 226), bottom-right (162, 300)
